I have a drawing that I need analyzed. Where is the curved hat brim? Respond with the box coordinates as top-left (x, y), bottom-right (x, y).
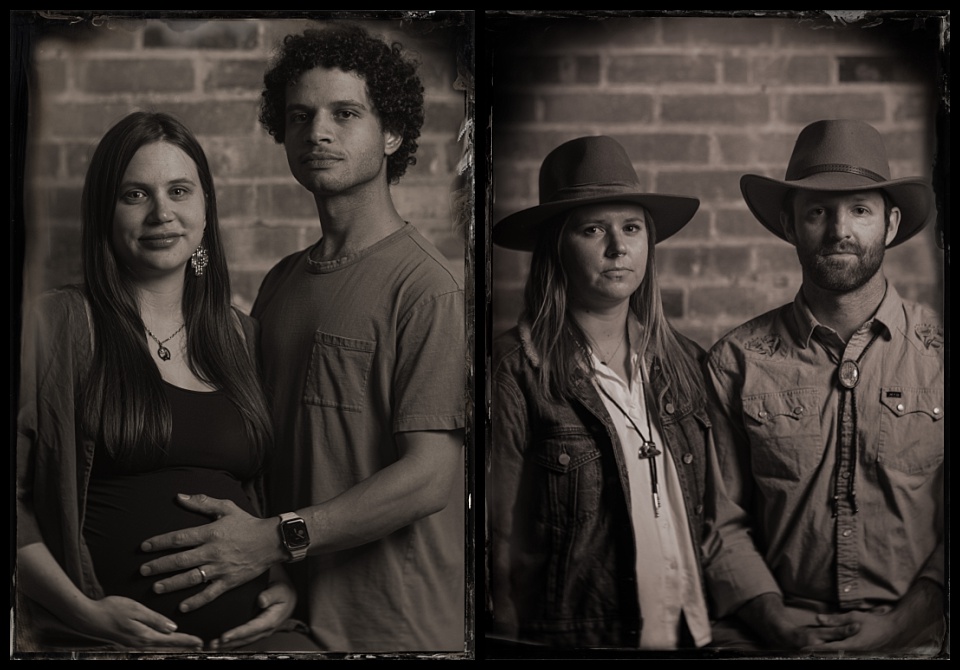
top-left (740, 173), bottom-right (936, 248)
top-left (493, 193), bottom-right (700, 252)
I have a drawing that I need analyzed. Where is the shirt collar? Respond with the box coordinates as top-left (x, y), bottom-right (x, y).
top-left (790, 280), bottom-right (905, 348)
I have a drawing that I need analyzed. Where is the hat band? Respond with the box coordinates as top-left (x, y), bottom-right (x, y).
top-left (543, 180), bottom-right (643, 204)
top-left (794, 163), bottom-right (887, 182)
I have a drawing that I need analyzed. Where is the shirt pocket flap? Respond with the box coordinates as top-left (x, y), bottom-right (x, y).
top-left (880, 388), bottom-right (944, 421)
top-left (743, 388), bottom-right (818, 426)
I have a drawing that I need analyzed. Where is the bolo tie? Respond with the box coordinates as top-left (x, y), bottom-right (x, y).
top-left (594, 361), bottom-right (663, 517)
top-left (831, 329), bottom-right (880, 516)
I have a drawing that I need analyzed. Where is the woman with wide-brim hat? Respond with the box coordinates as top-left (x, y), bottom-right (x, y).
top-left (487, 135), bottom-right (716, 650)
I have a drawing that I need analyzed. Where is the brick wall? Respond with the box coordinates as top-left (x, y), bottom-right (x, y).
top-left (16, 13), bottom-right (471, 315)
top-left (485, 12), bottom-right (947, 350)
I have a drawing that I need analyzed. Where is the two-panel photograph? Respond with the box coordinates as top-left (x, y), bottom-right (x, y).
top-left (10, 10), bottom-right (948, 661)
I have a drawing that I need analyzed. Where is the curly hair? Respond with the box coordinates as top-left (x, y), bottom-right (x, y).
top-left (259, 23), bottom-right (424, 184)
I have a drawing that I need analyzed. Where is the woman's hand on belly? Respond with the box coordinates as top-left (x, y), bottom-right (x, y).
top-left (82, 595), bottom-right (205, 651)
top-left (208, 567), bottom-right (298, 651)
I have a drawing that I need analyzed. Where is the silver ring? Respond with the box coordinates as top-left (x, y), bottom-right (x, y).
top-left (196, 566), bottom-right (208, 583)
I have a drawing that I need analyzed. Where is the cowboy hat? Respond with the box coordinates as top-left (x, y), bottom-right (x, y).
top-left (740, 119), bottom-right (936, 248)
top-left (492, 135), bottom-right (700, 251)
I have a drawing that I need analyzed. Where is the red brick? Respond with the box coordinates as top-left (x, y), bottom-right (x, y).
top-left (663, 210), bottom-right (711, 241)
top-left (143, 20), bottom-right (258, 50)
top-left (892, 92), bottom-right (936, 123)
top-left (688, 285), bottom-right (770, 319)
top-left (543, 93), bottom-right (655, 124)
top-left (609, 54), bottom-right (716, 84)
top-left (671, 322), bottom-right (715, 351)
top-left (752, 55), bottom-right (833, 85)
top-left (426, 99), bottom-right (467, 136)
top-left (212, 183), bottom-right (258, 222)
top-left (716, 131), bottom-right (798, 167)
top-left (491, 130), bottom-right (580, 164)
top-left (781, 93), bottom-right (886, 123)
top-left (221, 225), bottom-right (305, 269)
top-left (256, 184), bottom-right (317, 220)
top-left (32, 144), bottom-right (62, 179)
top-left (45, 104), bottom-right (136, 140)
top-left (752, 242), bottom-right (801, 274)
top-left (716, 207), bottom-right (779, 239)
top-left (617, 133), bottom-right (709, 164)
top-left (34, 60), bottom-right (67, 94)
top-left (81, 59), bottom-right (195, 93)
top-left (661, 16), bottom-right (775, 46)
top-left (660, 287), bottom-right (685, 318)
top-left (44, 186), bottom-right (83, 220)
top-left (491, 164), bottom-right (536, 203)
top-left (723, 56), bottom-right (750, 84)
top-left (492, 248), bottom-right (532, 287)
top-left (204, 60), bottom-right (268, 92)
top-left (657, 245), bottom-right (751, 279)
top-left (162, 101), bottom-right (262, 137)
top-left (658, 170), bottom-right (744, 202)
top-left (662, 94), bottom-right (769, 124)
top-left (205, 137), bottom-right (289, 179)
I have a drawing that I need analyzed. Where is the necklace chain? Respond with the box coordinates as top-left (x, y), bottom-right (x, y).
top-left (145, 323), bottom-right (185, 362)
top-left (588, 326), bottom-right (627, 365)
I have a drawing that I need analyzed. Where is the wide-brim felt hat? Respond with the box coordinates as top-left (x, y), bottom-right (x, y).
top-left (740, 119), bottom-right (936, 248)
top-left (492, 135), bottom-right (700, 252)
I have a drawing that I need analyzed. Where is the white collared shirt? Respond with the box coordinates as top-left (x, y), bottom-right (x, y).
top-left (590, 338), bottom-right (711, 649)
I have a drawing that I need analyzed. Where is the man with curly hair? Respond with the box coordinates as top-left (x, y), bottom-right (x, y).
top-left (136, 22), bottom-right (466, 653)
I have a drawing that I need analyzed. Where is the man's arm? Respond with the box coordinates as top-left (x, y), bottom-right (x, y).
top-left (700, 352), bottom-right (782, 617)
top-left (138, 429), bottom-right (464, 612)
top-left (812, 576), bottom-right (946, 653)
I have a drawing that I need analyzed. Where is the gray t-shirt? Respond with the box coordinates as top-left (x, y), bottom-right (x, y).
top-left (252, 223), bottom-right (466, 652)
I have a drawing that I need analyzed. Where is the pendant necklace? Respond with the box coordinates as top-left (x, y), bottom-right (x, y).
top-left (591, 330), bottom-right (663, 516)
top-left (145, 323), bottom-right (185, 361)
top-left (589, 326), bottom-right (627, 366)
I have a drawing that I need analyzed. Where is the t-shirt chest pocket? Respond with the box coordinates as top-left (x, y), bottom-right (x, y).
top-left (303, 330), bottom-right (376, 412)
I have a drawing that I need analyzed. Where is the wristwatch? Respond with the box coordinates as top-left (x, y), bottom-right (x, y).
top-left (278, 512), bottom-right (310, 562)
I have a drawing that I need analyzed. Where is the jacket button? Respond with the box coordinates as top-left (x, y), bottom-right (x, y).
top-left (682, 453), bottom-right (693, 464)
top-left (558, 453), bottom-right (570, 466)
top-left (695, 504), bottom-right (703, 515)
top-left (665, 402), bottom-right (675, 415)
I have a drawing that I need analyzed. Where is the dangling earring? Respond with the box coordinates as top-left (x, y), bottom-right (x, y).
top-left (191, 241), bottom-right (209, 277)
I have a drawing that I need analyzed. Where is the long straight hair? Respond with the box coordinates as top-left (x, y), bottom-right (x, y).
top-left (524, 207), bottom-right (704, 409)
top-left (80, 111), bottom-right (272, 468)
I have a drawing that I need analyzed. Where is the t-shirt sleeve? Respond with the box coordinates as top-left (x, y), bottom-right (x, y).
top-left (392, 289), bottom-right (466, 434)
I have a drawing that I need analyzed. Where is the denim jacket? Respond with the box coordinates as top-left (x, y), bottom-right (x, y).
top-left (487, 321), bottom-right (712, 648)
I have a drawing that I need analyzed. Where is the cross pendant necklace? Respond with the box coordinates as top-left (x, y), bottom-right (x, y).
top-left (594, 358), bottom-right (663, 516)
top-left (145, 323), bottom-right (185, 361)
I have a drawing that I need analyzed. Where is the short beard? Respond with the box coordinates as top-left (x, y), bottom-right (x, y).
top-left (798, 239), bottom-right (885, 292)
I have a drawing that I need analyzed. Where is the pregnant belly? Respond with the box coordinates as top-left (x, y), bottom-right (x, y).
top-left (83, 467), bottom-right (271, 642)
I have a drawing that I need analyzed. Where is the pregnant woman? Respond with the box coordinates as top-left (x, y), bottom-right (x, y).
top-left (16, 112), bottom-right (304, 652)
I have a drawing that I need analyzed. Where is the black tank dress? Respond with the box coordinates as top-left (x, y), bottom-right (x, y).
top-left (83, 381), bottom-right (271, 642)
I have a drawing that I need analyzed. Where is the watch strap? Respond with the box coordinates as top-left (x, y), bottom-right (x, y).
top-left (278, 511), bottom-right (309, 562)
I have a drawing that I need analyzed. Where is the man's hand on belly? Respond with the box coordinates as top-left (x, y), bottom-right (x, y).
top-left (138, 494), bottom-right (286, 613)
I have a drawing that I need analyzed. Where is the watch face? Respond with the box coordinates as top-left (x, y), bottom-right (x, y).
top-left (281, 519), bottom-right (310, 549)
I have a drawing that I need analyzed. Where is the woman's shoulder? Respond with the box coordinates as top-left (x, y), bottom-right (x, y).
top-left (24, 285), bottom-right (91, 331)
top-left (671, 328), bottom-right (708, 363)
